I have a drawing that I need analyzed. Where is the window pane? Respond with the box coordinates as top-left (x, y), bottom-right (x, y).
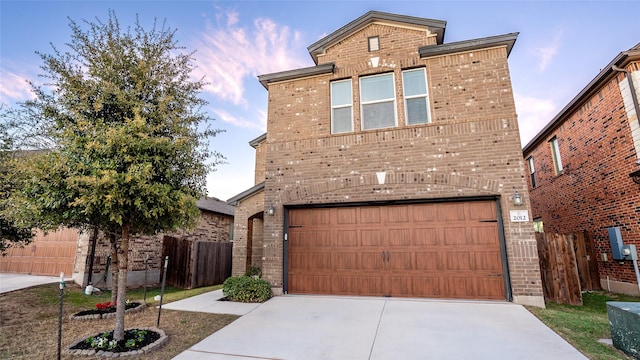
top-left (332, 107), bottom-right (352, 133)
top-left (331, 80), bottom-right (352, 106)
top-left (361, 74), bottom-right (394, 102)
top-left (403, 69), bottom-right (426, 96)
top-left (362, 101), bottom-right (395, 130)
top-left (406, 98), bottom-right (428, 125)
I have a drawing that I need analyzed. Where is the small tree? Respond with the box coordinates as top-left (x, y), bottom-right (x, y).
top-left (19, 11), bottom-right (223, 341)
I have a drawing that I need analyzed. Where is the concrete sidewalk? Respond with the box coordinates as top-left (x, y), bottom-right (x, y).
top-left (0, 273), bottom-right (72, 293)
top-left (172, 295), bottom-right (587, 360)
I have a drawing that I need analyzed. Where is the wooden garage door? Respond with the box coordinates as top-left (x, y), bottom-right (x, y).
top-left (287, 201), bottom-right (505, 300)
top-left (0, 228), bottom-right (78, 276)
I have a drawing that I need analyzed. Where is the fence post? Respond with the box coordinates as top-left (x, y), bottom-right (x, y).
top-left (157, 256), bottom-right (169, 328)
top-left (57, 272), bottom-right (65, 360)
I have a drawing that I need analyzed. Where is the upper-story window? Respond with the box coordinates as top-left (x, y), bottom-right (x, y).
top-left (368, 36), bottom-right (380, 52)
top-left (549, 136), bottom-right (563, 175)
top-left (527, 156), bottom-right (536, 188)
top-left (360, 72), bottom-right (397, 130)
top-left (402, 68), bottom-right (430, 125)
top-left (330, 79), bottom-right (353, 134)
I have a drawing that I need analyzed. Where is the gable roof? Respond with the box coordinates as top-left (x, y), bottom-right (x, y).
top-left (249, 133), bottom-right (267, 148)
top-left (523, 43), bottom-right (640, 154)
top-left (419, 32), bottom-right (519, 58)
top-left (227, 182), bottom-right (265, 206)
top-left (258, 63), bottom-right (335, 89)
top-left (307, 11), bottom-right (446, 65)
top-left (196, 197), bottom-right (235, 216)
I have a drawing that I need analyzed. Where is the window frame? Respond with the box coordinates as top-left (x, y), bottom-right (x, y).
top-left (368, 36), bottom-right (380, 52)
top-left (527, 156), bottom-right (536, 188)
top-left (330, 78), bottom-right (354, 134)
top-left (549, 136), bottom-right (563, 175)
top-left (402, 68), bottom-right (431, 126)
top-left (533, 218), bottom-right (544, 233)
top-left (359, 72), bottom-right (397, 131)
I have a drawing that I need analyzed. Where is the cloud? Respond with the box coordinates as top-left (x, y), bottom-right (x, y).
top-left (514, 93), bottom-right (558, 147)
top-left (531, 28), bottom-right (564, 72)
top-left (211, 107), bottom-right (266, 131)
top-left (0, 68), bottom-right (34, 104)
top-left (192, 9), bottom-right (311, 106)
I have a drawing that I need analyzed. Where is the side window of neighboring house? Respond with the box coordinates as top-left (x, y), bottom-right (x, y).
top-left (527, 156), bottom-right (536, 188)
top-left (360, 72), bottom-right (397, 130)
top-left (533, 218), bottom-right (544, 233)
top-left (549, 136), bottom-right (563, 175)
top-left (330, 79), bottom-right (353, 134)
top-left (402, 68), bottom-right (431, 125)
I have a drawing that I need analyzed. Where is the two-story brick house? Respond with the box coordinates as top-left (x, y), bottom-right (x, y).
top-left (229, 11), bottom-right (544, 307)
top-left (523, 43), bottom-right (640, 296)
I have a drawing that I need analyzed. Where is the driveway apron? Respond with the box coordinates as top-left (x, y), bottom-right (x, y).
top-left (173, 295), bottom-right (587, 360)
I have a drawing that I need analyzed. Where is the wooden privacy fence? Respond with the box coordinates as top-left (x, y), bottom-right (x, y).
top-left (162, 236), bottom-right (232, 289)
top-left (535, 232), bottom-right (600, 305)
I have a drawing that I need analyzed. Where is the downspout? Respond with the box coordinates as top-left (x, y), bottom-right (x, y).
top-left (612, 65), bottom-right (640, 129)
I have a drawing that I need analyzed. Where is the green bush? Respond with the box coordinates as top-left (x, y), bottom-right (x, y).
top-left (222, 276), bottom-right (272, 303)
top-left (244, 265), bottom-right (262, 278)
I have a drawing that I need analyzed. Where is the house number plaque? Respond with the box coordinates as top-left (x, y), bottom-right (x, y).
top-left (509, 210), bottom-right (529, 222)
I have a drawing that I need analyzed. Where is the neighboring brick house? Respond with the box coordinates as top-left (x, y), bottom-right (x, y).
top-left (523, 44), bottom-right (640, 296)
top-left (71, 197), bottom-right (234, 288)
top-left (229, 11), bottom-right (544, 307)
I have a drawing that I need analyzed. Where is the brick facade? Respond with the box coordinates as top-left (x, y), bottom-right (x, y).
top-left (231, 12), bottom-right (544, 306)
top-left (523, 47), bottom-right (640, 296)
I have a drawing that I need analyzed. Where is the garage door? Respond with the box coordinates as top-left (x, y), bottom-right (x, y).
top-left (0, 228), bottom-right (78, 276)
top-left (287, 201), bottom-right (506, 300)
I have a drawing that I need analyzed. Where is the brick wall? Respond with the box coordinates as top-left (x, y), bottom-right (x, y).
top-left (259, 22), bottom-right (542, 303)
top-left (254, 140), bottom-right (266, 184)
top-left (231, 190), bottom-right (265, 276)
top-left (525, 64), bottom-right (640, 293)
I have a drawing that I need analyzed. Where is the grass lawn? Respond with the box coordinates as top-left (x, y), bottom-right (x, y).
top-left (527, 291), bottom-right (640, 360)
top-left (0, 283), bottom-right (238, 359)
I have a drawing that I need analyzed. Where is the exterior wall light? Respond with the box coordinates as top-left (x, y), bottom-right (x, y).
top-left (630, 169), bottom-right (640, 185)
top-left (513, 191), bottom-right (523, 206)
top-left (266, 204), bottom-right (276, 216)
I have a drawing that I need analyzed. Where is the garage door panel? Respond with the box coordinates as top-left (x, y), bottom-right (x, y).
top-left (412, 228), bottom-right (438, 245)
top-left (290, 230), bottom-right (331, 247)
top-left (337, 208), bottom-right (358, 224)
top-left (445, 252), bottom-right (471, 271)
top-left (287, 201), bottom-right (505, 300)
top-left (387, 205), bottom-right (409, 223)
top-left (359, 207), bottom-right (380, 224)
top-left (414, 252), bottom-right (440, 271)
top-left (472, 226), bottom-right (500, 245)
top-left (443, 227), bottom-right (468, 245)
top-left (335, 253), bottom-right (359, 270)
top-left (388, 252), bottom-right (413, 270)
top-left (360, 252), bottom-right (384, 270)
top-left (473, 252), bottom-right (503, 271)
top-left (336, 230), bottom-right (358, 247)
top-left (289, 275), bottom-right (331, 294)
top-left (476, 278), bottom-right (506, 298)
top-left (360, 229), bottom-right (382, 246)
top-left (410, 204), bottom-right (436, 222)
top-left (388, 228), bottom-right (411, 246)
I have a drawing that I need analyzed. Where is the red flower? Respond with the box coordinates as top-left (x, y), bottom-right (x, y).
top-left (95, 301), bottom-right (116, 311)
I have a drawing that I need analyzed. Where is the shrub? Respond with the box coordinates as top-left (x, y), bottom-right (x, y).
top-left (244, 265), bottom-right (262, 278)
top-left (222, 276), bottom-right (272, 303)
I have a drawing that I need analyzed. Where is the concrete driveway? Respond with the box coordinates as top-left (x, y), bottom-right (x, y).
top-left (0, 273), bottom-right (71, 293)
top-left (173, 295), bottom-right (587, 360)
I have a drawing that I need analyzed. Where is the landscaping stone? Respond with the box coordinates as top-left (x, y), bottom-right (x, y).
top-left (606, 301), bottom-right (640, 359)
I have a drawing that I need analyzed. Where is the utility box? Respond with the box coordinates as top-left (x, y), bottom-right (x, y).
top-left (608, 227), bottom-right (625, 260)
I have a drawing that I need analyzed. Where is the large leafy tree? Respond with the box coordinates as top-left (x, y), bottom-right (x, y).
top-left (0, 121), bottom-right (34, 254)
top-left (19, 11), bottom-right (223, 340)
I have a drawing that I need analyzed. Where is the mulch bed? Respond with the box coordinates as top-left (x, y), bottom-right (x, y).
top-left (65, 327), bottom-right (167, 357)
top-left (70, 302), bottom-right (146, 320)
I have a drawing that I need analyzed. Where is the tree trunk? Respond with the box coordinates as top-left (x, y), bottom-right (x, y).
top-left (113, 224), bottom-right (130, 341)
top-left (109, 233), bottom-right (118, 305)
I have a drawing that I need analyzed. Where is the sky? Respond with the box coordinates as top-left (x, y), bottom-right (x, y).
top-left (1, 1), bottom-right (639, 201)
